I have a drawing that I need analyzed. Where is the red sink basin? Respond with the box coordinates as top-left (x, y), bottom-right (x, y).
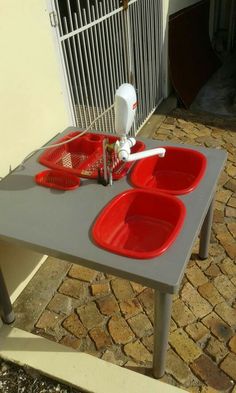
top-left (92, 189), bottom-right (186, 259)
top-left (130, 146), bottom-right (207, 195)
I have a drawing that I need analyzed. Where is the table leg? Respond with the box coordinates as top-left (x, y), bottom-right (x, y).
top-left (153, 290), bottom-right (173, 379)
top-left (199, 197), bottom-right (214, 259)
top-left (0, 268), bottom-right (15, 324)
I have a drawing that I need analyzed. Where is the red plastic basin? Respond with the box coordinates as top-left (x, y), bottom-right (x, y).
top-left (130, 147), bottom-right (207, 195)
top-left (92, 189), bottom-right (186, 259)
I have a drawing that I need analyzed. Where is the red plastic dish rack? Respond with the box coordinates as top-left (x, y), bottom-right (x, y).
top-left (39, 131), bottom-right (146, 180)
top-left (35, 170), bottom-right (80, 191)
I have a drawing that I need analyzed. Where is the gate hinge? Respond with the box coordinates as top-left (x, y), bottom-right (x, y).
top-left (121, 0), bottom-right (129, 10)
top-left (49, 11), bottom-right (58, 27)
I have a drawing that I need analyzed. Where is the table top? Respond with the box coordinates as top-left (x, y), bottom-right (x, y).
top-left (0, 127), bottom-right (227, 293)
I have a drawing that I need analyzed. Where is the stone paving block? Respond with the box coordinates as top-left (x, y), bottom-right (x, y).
top-left (229, 335), bottom-right (236, 353)
top-left (202, 311), bottom-right (234, 342)
top-left (166, 348), bottom-right (198, 387)
top-left (170, 318), bottom-right (178, 332)
top-left (205, 336), bottom-right (229, 363)
top-left (108, 315), bottom-right (134, 344)
top-left (47, 293), bottom-right (79, 315)
top-left (119, 298), bottom-right (142, 318)
top-left (208, 243), bottom-right (225, 258)
top-left (35, 310), bottom-right (63, 331)
top-left (228, 197), bottom-right (236, 208)
top-left (79, 335), bottom-right (97, 354)
top-left (89, 326), bottom-right (112, 350)
top-left (227, 222), bottom-right (236, 238)
top-left (195, 257), bottom-right (212, 271)
top-left (181, 283), bottom-right (212, 318)
top-left (90, 282), bottom-right (110, 297)
top-left (225, 206), bottom-right (236, 218)
top-left (127, 313), bottom-right (153, 338)
top-left (185, 322), bottom-right (209, 345)
top-left (213, 275), bottom-right (236, 302)
top-left (224, 178), bottom-right (236, 193)
top-left (130, 281), bottom-right (146, 294)
top-left (101, 350), bottom-right (125, 366)
top-left (68, 264), bottom-right (98, 282)
top-left (190, 354), bottom-right (233, 391)
top-left (96, 294), bottom-right (119, 316)
top-left (13, 257), bottom-right (71, 332)
top-left (124, 340), bottom-right (152, 363)
top-left (216, 189), bottom-right (232, 204)
top-left (185, 265), bottom-right (208, 287)
top-left (169, 328), bottom-right (202, 363)
top-left (111, 278), bottom-right (134, 301)
top-left (204, 264), bottom-right (222, 278)
top-left (59, 335), bottom-right (81, 350)
top-left (201, 387), bottom-right (222, 393)
top-left (220, 353), bottom-right (236, 381)
top-left (77, 302), bottom-right (103, 330)
top-left (172, 299), bottom-right (196, 327)
top-left (198, 282), bottom-right (224, 306)
top-left (219, 257), bottom-right (236, 277)
top-left (215, 302), bottom-right (236, 327)
top-left (62, 313), bottom-right (87, 338)
top-left (137, 288), bottom-right (154, 311)
top-left (224, 243), bottom-right (236, 259)
top-left (58, 278), bottom-right (89, 300)
top-left (141, 334), bottom-right (153, 353)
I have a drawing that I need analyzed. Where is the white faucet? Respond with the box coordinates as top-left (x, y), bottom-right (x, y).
top-left (114, 83), bottom-right (166, 162)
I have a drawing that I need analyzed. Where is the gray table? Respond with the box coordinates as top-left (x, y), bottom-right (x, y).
top-left (0, 127), bottom-right (227, 378)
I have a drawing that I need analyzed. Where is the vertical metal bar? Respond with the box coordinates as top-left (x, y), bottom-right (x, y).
top-left (55, 0), bottom-right (64, 36)
top-left (85, 1), bottom-right (104, 131)
top-left (95, 2), bottom-right (112, 131)
top-left (81, 7), bottom-right (97, 126)
top-left (133, 2), bottom-right (143, 129)
top-left (143, 0), bottom-right (149, 118)
top-left (101, 1), bottom-right (116, 131)
top-left (150, 0), bottom-right (156, 109)
top-left (146, 0), bottom-right (153, 111)
top-left (153, 290), bottom-right (173, 379)
top-left (76, 3), bottom-right (93, 125)
top-left (114, 4), bottom-right (125, 84)
top-left (110, 0), bottom-right (122, 86)
top-left (0, 268), bottom-right (15, 324)
top-left (199, 197), bottom-right (215, 259)
top-left (66, 0), bottom-right (84, 127)
top-left (91, 5), bottom-right (107, 130)
top-left (138, 1), bottom-right (146, 122)
top-left (63, 17), bottom-right (81, 125)
top-left (156, 0), bottom-right (163, 100)
top-left (121, 6), bottom-right (129, 81)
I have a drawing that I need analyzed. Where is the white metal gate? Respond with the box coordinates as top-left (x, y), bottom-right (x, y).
top-left (50, 0), bottom-right (163, 135)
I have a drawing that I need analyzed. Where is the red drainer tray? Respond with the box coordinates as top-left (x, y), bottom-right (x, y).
top-left (39, 132), bottom-right (145, 180)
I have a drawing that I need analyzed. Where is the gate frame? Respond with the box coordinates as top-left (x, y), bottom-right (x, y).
top-left (46, 0), bottom-right (77, 126)
top-left (46, 0), bottom-right (166, 133)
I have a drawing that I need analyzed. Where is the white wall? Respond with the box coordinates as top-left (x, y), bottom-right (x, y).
top-left (0, 1), bottom-right (69, 301)
top-left (167, 0), bottom-right (202, 15)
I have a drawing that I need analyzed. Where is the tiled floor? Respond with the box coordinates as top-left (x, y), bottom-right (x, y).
top-left (13, 108), bottom-right (236, 392)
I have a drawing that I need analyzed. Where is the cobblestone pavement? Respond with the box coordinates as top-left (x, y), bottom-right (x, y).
top-left (14, 109), bottom-right (236, 392)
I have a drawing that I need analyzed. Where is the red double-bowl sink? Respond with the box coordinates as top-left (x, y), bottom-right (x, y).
top-left (93, 146), bottom-right (207, 259)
